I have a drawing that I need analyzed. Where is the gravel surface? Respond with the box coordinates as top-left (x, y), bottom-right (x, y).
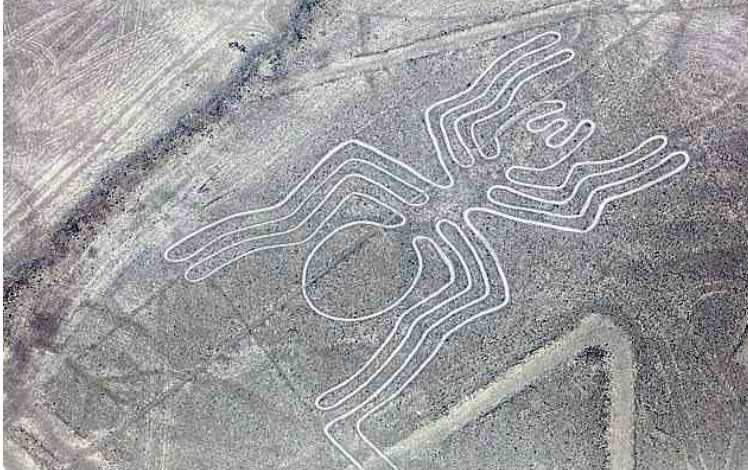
top-left (4, 1), bottom-right (747, 469)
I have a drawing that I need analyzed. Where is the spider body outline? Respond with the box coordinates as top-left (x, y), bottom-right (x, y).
top-left (163, 30), bottom-right (690, 470)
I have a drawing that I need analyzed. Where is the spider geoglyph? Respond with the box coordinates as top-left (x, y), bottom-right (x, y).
top-left (164, 31), bottom-right (690, 469)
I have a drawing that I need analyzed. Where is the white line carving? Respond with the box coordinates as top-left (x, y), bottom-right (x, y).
top-left (163, 31), bottom-right (689, 469)
top-left (362, 314), bottom-right (636, 470)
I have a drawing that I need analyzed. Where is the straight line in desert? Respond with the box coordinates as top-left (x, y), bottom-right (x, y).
top-left (285, 0), bottom-right (675, 93)
top-left (352, 314), bottom-right (636, 470)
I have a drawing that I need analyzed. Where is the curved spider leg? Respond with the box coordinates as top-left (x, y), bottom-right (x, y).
top-left (450, 47), bottom-right (576, 168)
top-left (314, 216), bottom-right (488, 412)
top-left (164, 140), bottom-right (434, 282)
top-left (351, 212), bottom-right (509, 470)
top-left (318, 220), bottom-right (477, 469)
top-left (319, 220), bottom-right (481, 469)
top-left (182, 181), bottom-right (415, 283)
top-left (321, 218), bottom-right (507, 470)
top-left (486, 135), bottom-right (691, 233)
top-left (164, 140), bottom-right (432, 263)
top-left (313, 232), bottom-right (460, 407)
top-left (424, 30), bottom-right (568, 174)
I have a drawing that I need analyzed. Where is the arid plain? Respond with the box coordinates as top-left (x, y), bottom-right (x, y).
top-left (4, 1), bottom-right (748, 469)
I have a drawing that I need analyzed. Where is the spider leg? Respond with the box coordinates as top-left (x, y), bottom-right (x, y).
top-left (314, 218), bottom-right (479, 412)
top-left (321, 217), bottom-right (508, 470)
top-left (424, 30), bottom-right (573, 173)
top-left (486, 135), bottom-right (690, 233)
top-left (313, 232), bottom-right (459, 408)
top-left (351, 213), bottom-right (508, 470)
top-left (164, 140), bottom-right (433, 281)
top-left (452, 48), bottom-right (575, 167)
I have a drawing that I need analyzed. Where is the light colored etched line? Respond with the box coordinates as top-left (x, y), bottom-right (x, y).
top-left (162, 140), bottom-right (437, 263)
top-left (164, 147), bottom-right (432, 263)
top-left (184, 193), bottom-right (406, 283)
top-left (498, 137), bottom-right (685, 207)
top-left (350, 213), bottom-right (509, 470)
top-left (286, 1), bottom-right (588, 90)
top-left (313, 235), bottom-right (458, 409)
top-left (319, 216), bottom-right (508, 470)
top-left (180, 170), bottom-right (421, 273)
top-left (424, 31), bottom-right (565, 168)
top-left (500, 104), bottom-right (597, 180)
top-left (302, 229), bottom-right (449, 324)
top-left (355, 314), bottom-right (636, 470)
top-left (449, 48), bottom-right (575, 167)
top-left (485, 142), bottom-right (691, 233)
top-left (164, 33), bottom-right (570, 281)
top-left (161, 29), bottom-right (691, 470)
top-left (469, 97), bottom-right (691, 233)
top-left (312, 219), bottom-right (478, 409)
top-left (498, 103), bottom-right (665, 193)
top-left (470, 99), bottom-right (591, 161)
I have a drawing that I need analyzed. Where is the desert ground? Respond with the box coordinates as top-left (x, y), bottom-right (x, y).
top-left (4, 1), bottom-right (748, 469)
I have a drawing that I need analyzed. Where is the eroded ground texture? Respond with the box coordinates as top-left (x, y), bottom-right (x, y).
top-left (3, 1), bottom-right (748, 469)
